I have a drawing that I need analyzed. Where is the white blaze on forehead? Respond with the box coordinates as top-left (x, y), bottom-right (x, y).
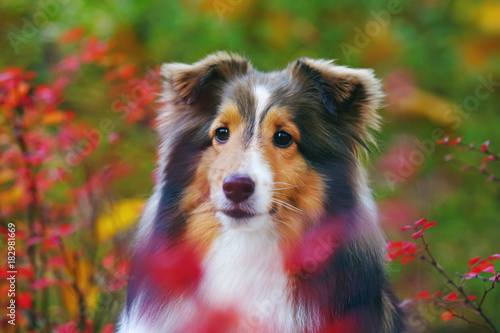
top-left (253, 85), bottom-right (271, 128)
top-left (248, 86), bottom-right (273, 217)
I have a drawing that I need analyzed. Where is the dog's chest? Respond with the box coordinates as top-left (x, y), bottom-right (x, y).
top-left (199, 229), bottom-right (296, 331)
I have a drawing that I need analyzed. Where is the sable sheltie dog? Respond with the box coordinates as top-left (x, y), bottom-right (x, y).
top-left (118, 52), bottom-right (404, 333)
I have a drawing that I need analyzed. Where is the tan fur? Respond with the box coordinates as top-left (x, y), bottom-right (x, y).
top-left (259, 107), bottom-right (325, 242)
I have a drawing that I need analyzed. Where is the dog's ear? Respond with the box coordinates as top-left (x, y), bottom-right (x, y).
top-left (289, 57), bottom-right (382, 143)
top-left (161, 52), bottom-right (252, 105)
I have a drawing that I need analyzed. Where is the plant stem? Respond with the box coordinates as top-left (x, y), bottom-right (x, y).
top-left (449, 159), bottom-right (500, 183)
top-left (57, 236), bottom-right (87, 328)
top-left (13, 106), bottom-right (40, 330)
top-left (478, 274), bottom-right (500, 310)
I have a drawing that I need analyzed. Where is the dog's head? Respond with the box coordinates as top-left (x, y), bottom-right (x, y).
top-left (157, 52), bottom-right (382, 247)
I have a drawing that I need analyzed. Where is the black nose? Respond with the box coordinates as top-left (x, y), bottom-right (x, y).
top-left (222, 174), bottom-right (255, 204)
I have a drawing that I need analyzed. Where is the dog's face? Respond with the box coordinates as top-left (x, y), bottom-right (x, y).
top-left (204, 84), bottom-right (325, 236)
top-left (159, 52), bottom-right (382, 248)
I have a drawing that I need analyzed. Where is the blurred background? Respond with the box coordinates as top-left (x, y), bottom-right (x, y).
top-left (1, 0), bottom-right (499, 332)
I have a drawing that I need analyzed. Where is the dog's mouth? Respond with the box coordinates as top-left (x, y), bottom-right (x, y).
top-left (222, 209), bottom-right (255, 219)
top-left (222, 205), bottom-right (278, 220)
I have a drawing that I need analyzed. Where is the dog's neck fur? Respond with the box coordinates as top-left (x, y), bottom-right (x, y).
top-left (200, 226), bottom-right (300, 332)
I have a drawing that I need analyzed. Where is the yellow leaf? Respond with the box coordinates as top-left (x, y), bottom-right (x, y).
top-left (196, 0), bottom-right (256, 20)
top-left (474, 0), bottom-right (500, 35)
top-left (0, 169), bottom-right (15, 185)
top-left (0, 184), bottom-right (24, 205)
top-left (42, 111), bottom-right (66, 125)
top-left (96, 198), bottom-right (144, 242)
top-left (61, 256), bottom-right (99, 317)
top-left (61, 284), bottom-right (99, 317)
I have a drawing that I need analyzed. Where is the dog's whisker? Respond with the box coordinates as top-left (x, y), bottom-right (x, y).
top-left (271, 198), bottom-right (304, 214)
top-left (271, 216), bottom-right (287, 226)
top-left (272, 187), bottom-right (298, 191)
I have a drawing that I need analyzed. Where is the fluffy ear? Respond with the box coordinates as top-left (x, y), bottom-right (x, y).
top-left (289, 57), bottom-right (382, 144)
top-left (161, 51), bottom-right (252, 105)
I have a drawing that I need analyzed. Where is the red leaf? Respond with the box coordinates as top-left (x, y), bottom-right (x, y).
top-left (401, 225), bottom-right (414, 231)
top-left (55, 322), bottom-right (79, 333)
top-left (414, 218), bottom-right (427, 226)
top-left (422, 222), bottom-right (437, 231)
top-left (49, 224), bottom-right (75, 238)
top-left (34, 84), bottom-right (59, 108)
top-left (415, 290), bottom-right (430, 299)
top-left (143, 243), bottom-right (202, 296)
top-left (437, 136), bottom-right (449, 144)
top-left (443, 291), bottom-right (458, 301)
top-left (183, 307), bottom-right (240, 332)
top-left (108, 132), bottom-right (120, 143)
top-left (433, 291), bottom-right (442, 298)
top-left (412, 230), bottom-right (424, 239)
top-left (56, 55), bottom-right (81, 74)
top-left (441, 311), bottom-right (454, 322)
top-left (448, 137), bottom-right (462, 145)
top-left (48, 256), bottom-right (65, 268)
top-left (401, 256), bottom-right (415, 264)
top-left (18, 292), bottom-right (33, 309)
top-left (102, 253), bottom-right (115, 270)
top-left (25, 236), bottom-right (44, 248)
top-left (101, 324), bottom-right (114, 333)
top-left (480, 140), bottom-right (490, 152)
top-left (117, 64), bottom-right (136, 80)
top-left (471, 260), bottom-right (494, 274)
top-left (32, 278), bottom-right (57, 290)
top-left (386, 241), bottom-right (417, 264)
top-left (81, 38), bottom-right (109, 63)
top-left (19, 266), bottom-right (34, 279)
top-left (482, 266), bottom-right (496, 274)
top-left (59, 224), bottom-right (74, 236)
top-left (467, 295), bottom-right (477, 301)
top-left (490, 273), bottom-right (500, 283)
top-left (468, 256), bottom-right (481, 267)
top-left (60, 26), bottom-right (85, 44)
top-left (488, 254), bottom-right (500, 261)
top-left (482, 155), bottom-right (495, 163)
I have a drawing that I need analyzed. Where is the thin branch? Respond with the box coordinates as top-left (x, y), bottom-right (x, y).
top-left (418, 235), bottom-right (498, 333)
top-left (455, 141), bottom-right (499, 160)
top-left (448, 159), bottom-right (500, 183)
top-left (478, 274), bottom-right (500, 310)
top-left (456, 273), bottom-right (492, 283)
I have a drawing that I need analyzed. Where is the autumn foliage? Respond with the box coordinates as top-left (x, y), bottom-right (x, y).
top-left (1, 24), bottom-right (499, 332)
top-left (0, 28), bottom-right (158, 332)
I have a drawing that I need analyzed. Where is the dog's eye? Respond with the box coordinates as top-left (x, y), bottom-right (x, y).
top-left (273, 131), bottom-right (293, 148)
top-left (215, 127), bottom-right (230, 143)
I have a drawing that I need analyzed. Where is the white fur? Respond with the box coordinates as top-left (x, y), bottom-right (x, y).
top-left (117, 226), bottom-right (313, 333)
top-left (253, 85), bottom-right (271, 122)
top-left (199, 227), bottom-right (297, 332)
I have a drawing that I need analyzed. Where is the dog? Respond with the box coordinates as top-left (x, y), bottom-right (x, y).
top-left (117, 52), bottom-right (404, 333)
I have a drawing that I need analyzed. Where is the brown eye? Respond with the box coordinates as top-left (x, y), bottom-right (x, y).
top-left (215, 127), bottom-right (229, 143)
top-left (273, 131), bottom-right (293, 148)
